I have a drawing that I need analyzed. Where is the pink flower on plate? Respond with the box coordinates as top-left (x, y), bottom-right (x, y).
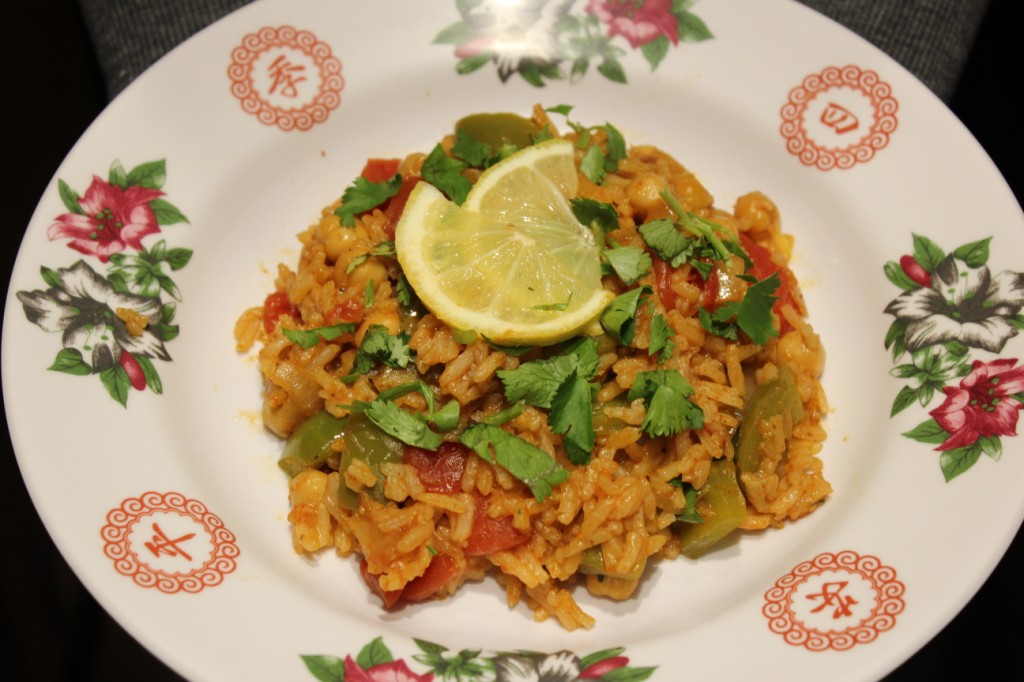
top-left (344, 655), bottom-right (434, 682)
top-left (48, 175), bottom-right (163, 262)
top-left (930, 358), bottom-right (1024, 450)
top-left (587, 0), bottom-right (679, 48)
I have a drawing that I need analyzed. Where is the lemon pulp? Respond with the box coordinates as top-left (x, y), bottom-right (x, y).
top-left (395, 139), bottom-right (612, 345)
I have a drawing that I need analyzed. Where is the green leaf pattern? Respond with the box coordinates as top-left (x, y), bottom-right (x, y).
top-left (433, 0), bottom-right (712, 86)
top-left (16, 158), bottom-right (190, 407)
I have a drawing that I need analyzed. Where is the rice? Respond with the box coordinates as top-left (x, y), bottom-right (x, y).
top-left (237, 105), bottom-right (830, 629)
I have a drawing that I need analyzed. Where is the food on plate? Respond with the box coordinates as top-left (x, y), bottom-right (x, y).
top-left (234, 105), bottom-right (830, 629)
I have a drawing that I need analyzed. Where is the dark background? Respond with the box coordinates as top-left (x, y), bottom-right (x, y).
top-left (2, 1), bottom-right (1020, 680)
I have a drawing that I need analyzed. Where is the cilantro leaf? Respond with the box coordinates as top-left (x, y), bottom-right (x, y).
top-left (421, 143), bottom-right (472, 205)
top-left (571, 197), bottom-right (619, 244)
top-left (363, 279), bottom-right (375, 309)
top-left (545, 104), bottom-right (574, 116)
top-left (346, 240), bottom-right (396, 274)
top-left (648, 312), bottom-right (675, 363)
top-left (372, 380), bottom-right (458, 432)
top-left (675, 481), bottom-right (703, 524)
top-left (451, 129), bottom-right (517, 169)
top-left (737, 272), bottom-right (780, 345)
top-left (533, 294), bottom-right (572, 312)
top-left (601, 123), bottom-right (626, 172)
top-left (628, 370), bottom-right (704, 437)
top-left (346, 325), bottom-right (412, 378)
top-left (604, 246), bottom-right (652, 285)
top-left (480, 401), bottom-right (526, 426)
top-left (580, 145), bottom-right (606, 184)
top-left (698, 305), bottom-right (739, 341)
top-left (459, 424), bottom-right (569, 502)
top-left (364, 399), bottom-right (442, 450)
top-left (557, 337), bottom-right (600, 379)
top-left (549, 370), bottom-right (595, 465)
top-left (450, 129), bottom-right (492, 168)
top-left (333, 174), bottom-right (403, 227)
top-left (639, 219), bottom-right (694, 268)
top-left (600, 285), bottom-right (651, 345)
top-left (396, 275), bottom-right (417, 307)
top-left (282, 322), bottom-right (356, 349)
top-left (498, 347), bottom-right (596, 409)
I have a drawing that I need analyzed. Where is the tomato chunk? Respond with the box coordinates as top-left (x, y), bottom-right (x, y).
top-left (262, 291), bottom-right (298, 333)
top-left (401, 554), bottom-right (462, 603)
top-left (360, 158), bottom-right (400, 183)
top-left (739, 234), bottom-right (800, 332)
top-left (651, 255), bottom-right (676, 312)
top-left (359, 559), bottom-right (402, 609)
top-left (325, 297), bottom-right (364, 325)
top-left (464, 493), bottom-right (528, 556)
top-left (404, 442), bottom-right (470, 495)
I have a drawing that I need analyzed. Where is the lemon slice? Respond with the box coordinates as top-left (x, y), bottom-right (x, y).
top-left (395, 139), bottom-right (612, 346)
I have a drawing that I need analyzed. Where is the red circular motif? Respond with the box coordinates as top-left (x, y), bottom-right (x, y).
top-left (227, 25), bottom-right (344, 132)
top-left (101, 491), bottom-right (240, 594)
top-left (780, 65), bottom-right (898, 170)
top-left (763, 550), bottom-right (905, 651)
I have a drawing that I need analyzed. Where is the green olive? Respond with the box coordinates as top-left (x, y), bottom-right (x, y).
top-left (454, 113), bottom-right (540, 155)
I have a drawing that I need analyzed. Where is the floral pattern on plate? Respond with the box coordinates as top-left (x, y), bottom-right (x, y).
top-left (301, 637), bottom-right (655, 682)
top-left (884, 234), bottom-right (1024, 480)
top-left (15, 159), bottom-right (190, 405)
top-left (433, 0), bottom-right (712, 86)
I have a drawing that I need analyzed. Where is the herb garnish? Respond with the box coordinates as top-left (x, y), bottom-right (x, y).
top-left (628, 369), bottom-right (704, 438)
top-left (282, 322), bottom-right (356, 349)
top-left (333, 174), bottom-right (403, 227)
top-left (459, 423), bottom-right (569, 502)
top-left (421, 143), bottom-right (472, 205)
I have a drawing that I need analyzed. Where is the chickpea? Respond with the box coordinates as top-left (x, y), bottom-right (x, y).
top-left (625, 173), bottom-right (667, 221)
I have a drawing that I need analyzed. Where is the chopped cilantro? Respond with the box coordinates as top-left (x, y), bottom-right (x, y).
top-left (346, 241), bottom-right (396, 274)
top-left (345, 325), bottom-right (412, 379)
top-left (648, 312), bottom-right (675, 363)
top-left (363, 279), bottom-right (375, 309)
top-left (533, 294), bottom-right (572, 312)
top-left (601, 123), bottom-right (626, 172)
top-left (698, 274), bottom-right (780, 346)
top-left (545, 104), bottom-right (574, 116)
top-left (364, 399), bottom-right (442, 450)
top-left (675, 481), bottom-right (703, 524)
top-left (421, 143), bottom-right (472, 205)
top-left (480, 401), bottom-right (526, 426)
top-left (698, 305), bottom-right (740, 341)
top-left (603, 246), bottom-right (652, 285)
top-left (498, 344), bottom-right (597, 409)
top-left (600, 285), bottom-right (651, 345)
top-left (282, 322), bottom-right (356, 349)
top-left (570, 197), bottom-right (619, 244)
top-left (639, 219), bottom-right (693, 268)
top-left (628, 370), bottom-right (704, 438)
top-left (738, 273), bottom-right (781, 345)
top-left (459, 423), bottom-right (569, 502)
top-left (396, 275), bottom-right (416, 307)
top-left (451, 129), bottom-right (517, 169)
top-left (333, 174), bottom-right (403, 227)
top-left (557, 336), bottom-right (600, 378)
top-left (549, 369), bottom-right (595, 465)
top-left (580, 145), bottom-right (606, 184)
top-left (370, 379), bottom-right (459, 432)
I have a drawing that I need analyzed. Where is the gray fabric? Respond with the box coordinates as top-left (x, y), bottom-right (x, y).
top-left (799, 0), bottom-right (991, 100)
top-left (78, 0), bottom-right (991, 101)
top-left (78, 0), bottom-right (251, 97)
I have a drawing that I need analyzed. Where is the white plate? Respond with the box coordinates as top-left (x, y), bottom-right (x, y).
top-left (5, 1), bottom-right (1022, 680)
